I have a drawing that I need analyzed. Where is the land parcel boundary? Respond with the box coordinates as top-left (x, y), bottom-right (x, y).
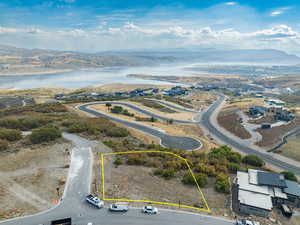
top-left (100, 150), bottom-right (211, 212)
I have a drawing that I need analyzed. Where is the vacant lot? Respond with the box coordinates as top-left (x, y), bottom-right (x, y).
top-left (0, 141), bottom-right (71, 220)
top-left (278, 133), bottom-right (300, 162)
top-left (102, 157), bottom-right (230, 216)
top-left (256, 117), bottom-right (300, 147)
top-left (218, 108), bottom-right (251, 139)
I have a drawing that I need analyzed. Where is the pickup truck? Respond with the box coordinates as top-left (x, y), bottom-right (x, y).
top-left (86, 194), bottom-right (104, 209)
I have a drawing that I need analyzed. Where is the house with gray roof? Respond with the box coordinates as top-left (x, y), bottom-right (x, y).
top-left (234, 169), bottom-right (300, 217)
top-left (284, 180), bottom-right (300, 208)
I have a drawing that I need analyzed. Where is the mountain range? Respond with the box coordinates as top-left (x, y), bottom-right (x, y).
top-left (0, 44), bottom-right (300, 75)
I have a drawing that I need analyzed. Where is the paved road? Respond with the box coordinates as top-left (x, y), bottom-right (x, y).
top-left (200, 94), bottom-right (300, 176)
top-left (149, 98), bottom-right (198, 113)
top-left (94, 101), bottom-right (195, 124)
top-left (0, 133), bottom-right (233, 225)
top-left (78, 102), bottom-right (202, 151)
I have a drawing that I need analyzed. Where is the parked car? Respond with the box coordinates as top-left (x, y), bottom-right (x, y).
top-left (109, 204), bottom-right (129, 212)
top-left (280, 204), bottom-right (293, 217)
top-left (236, 219), bottom-right (260, 225)
top-left (86, 194), bottom-right (104, 209)
top-left (142, 205), bottom-right (158, 214)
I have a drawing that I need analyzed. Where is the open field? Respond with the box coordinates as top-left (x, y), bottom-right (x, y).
top-left (88, 104), bottom-right (204, 144)
top-left (0, 141), bottom-right (71, 220)
top-left (101, 153), bottom-right (231, 216)
top-left (278, 133), bottom-right (300, 162)
top-left (217, 107), bottom-right (251, 140)
top-left (256, 116), bottom-right (300, 147)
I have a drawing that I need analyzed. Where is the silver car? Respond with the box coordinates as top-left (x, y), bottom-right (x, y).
top-left (109, 204), bottom-right (129, 212)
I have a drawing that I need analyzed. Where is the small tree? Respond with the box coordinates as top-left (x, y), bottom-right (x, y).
top-left (111, 106), bottom-right (123, 114)
top-left (281, 171), bottom-right (297, 182)
top-left (105, 103), bottom-right (112, 109)
top-left (215, 173), bottom-right (230, 194)
top-left (150, 116), bottom-right (156, 123)
top-left (242, 155), bottom-right (265, 167)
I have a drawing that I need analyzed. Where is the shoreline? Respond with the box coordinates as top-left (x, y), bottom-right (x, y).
top-left (0, 69), bottom-right (73, 76)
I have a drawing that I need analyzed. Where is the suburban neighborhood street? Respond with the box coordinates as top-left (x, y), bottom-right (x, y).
top-left (0, 133), bottom-right (233, 225)
top-left (200, 94), bottom-right (300, 176)
top-left (78, 102), bottom-right (202, 151)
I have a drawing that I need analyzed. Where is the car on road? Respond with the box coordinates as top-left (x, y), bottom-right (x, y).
top-left (86, 194), bottom-right (104, 209)
top-left (109, 204), bottom-right (129, 212)
top-left (142, 205), bottom-right (158, 214)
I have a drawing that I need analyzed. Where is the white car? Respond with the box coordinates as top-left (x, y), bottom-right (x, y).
top-left (109, 204), bottom-right (129, 212)
top-left (142, 206), bottom-right (158, 214)
top-left (236, 219), bottom-right (260, 225)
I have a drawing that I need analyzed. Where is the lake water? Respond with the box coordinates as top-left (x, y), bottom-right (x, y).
top-left (0, 64), bottom-right (206, 89)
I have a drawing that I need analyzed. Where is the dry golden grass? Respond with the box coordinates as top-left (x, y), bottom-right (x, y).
top-left (279, 134), bottom-right (300, 162)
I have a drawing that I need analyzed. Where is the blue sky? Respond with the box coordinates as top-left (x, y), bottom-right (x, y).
top-left (0, 0), bottom-right (300, 54)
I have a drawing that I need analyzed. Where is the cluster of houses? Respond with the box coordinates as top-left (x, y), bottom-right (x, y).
top-left (162, 86), bottom-right (188, 96)
top-left (248, 98), bottom-right (295, 124)
top-left (235, 169), bottom-right (300, 218)
top-left (55, 86), bottom-right (189, 101)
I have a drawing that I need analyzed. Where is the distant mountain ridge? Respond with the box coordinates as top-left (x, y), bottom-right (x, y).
top-left (0, 44), bottom-right (300, 75)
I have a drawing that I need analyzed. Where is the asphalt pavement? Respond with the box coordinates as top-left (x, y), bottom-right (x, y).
top-left (78, 103), bottom-right (202, 151)
top-left (0, 133), bottom-right (234, 225)
top-left (200, 94), bottom-right (300, 176)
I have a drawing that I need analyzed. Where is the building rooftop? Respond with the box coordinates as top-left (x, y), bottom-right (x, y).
top-left (238, 189), bottom-right (273, 211)
top-left (257, 171), bottom-right (287, 188)
top-left (237, 171), bottom-right (270, 195)
top-left (284, 180), bottom-right (300, 197)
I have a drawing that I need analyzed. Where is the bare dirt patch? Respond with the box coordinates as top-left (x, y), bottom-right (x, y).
top-left (0, 141), bottom-right (71, 221)
top-left (218, 108), bottom-right (251, 139)
top-left (102, 159), bottom-right (230, 216)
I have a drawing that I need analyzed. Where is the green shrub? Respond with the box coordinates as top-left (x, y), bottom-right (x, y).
top-left (182, 173), bottom-right (207, 187)
top-left (242, 155), bottom-right (264, 167)
top-left (0, 128), bottom-right (22, 141)
top-left (195, 173), bottom-right (208, 187)
top-left (0, 139), bottom-right (9, 151)
top-left (227, 152), bottom-right (242, 164)
top-left (29, 126), bottom-right (62, 144)
top-left (114, 156), bottom-right (123, 167)
top-left (106, 127), bottom-right (129, 137)
top-left (153, 168), bottom-right (164, 176)
top-left (67, 123), bottom-right (88, 133)
top-left (127, 154), bottom-right (145, 165)
top-left (111, 106), bottom-right (123, 114)
top-left (161, 169), bottom-right (175, 180)
top-left (281, 171), bottom-right (298, 182)
top-left (228, 162), bottom-right (240, 173)
top-left (215, 173), bottom-right (230, 193)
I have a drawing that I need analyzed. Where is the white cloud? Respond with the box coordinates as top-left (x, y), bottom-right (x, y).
top-left (270, 7), bottom-right (291, 17)
top-left (226, 2), bottom-right (237, 6)
top-left (0, 23), bottom-right (299, 54)
top-left (61, 0), bottom-right (76, 3)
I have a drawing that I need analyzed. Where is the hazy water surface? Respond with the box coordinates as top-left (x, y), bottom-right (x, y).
top-left (0, 64), bottom-right (202, 89)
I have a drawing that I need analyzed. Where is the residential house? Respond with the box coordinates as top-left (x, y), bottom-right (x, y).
top-left (235, 169), bottom-right (300, 217)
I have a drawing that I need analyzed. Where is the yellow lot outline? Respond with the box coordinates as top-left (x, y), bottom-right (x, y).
top-left (100, 150), bottom-right (211, 213)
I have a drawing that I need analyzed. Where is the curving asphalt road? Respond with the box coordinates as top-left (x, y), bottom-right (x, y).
top-left (78, 102), bottom-right (202, 151)
top-left (0, 133), bottom-right (233, 225)
top-left (200, 94), bottom-right (300, 176)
